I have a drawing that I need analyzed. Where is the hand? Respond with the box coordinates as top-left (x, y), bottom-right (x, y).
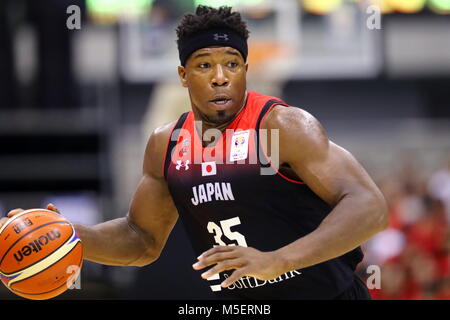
top-left (0, 203), bottom-right (60, 229)
top-left (192, 245), bottom-right (286, 288)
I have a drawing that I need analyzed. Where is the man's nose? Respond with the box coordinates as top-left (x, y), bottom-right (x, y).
top-left (211, 65), bottom-right (229, 87)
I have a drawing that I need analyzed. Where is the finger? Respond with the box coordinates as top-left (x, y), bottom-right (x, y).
top-left (197, 245), bottom-right (234, 260)
top-left (0, 217), bottom-right (9, 228)
top-left (193, 250), bottom-right (238, 270)
top-left (221, 269), bottom-right (246, 288)
top-left (46, 203), bottom-right (60, 214)
top-left (201, 259), bottom-right (244, 279)
top-left (6, 208), bottom-right (24, 218)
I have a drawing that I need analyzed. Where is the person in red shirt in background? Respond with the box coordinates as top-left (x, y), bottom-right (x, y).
top-left (369, 256), bottom-right (420, 300)
top-left (366, 170), bottom-right (449, 300)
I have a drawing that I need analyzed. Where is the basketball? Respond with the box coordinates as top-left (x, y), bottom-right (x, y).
top-left (0, 208), bottom-right (83, 300)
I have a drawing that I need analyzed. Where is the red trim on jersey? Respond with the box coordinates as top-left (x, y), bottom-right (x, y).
top-left (276, 170), bottom-right (306, 184)
top-left (258, 104), bottom-right (306, 185)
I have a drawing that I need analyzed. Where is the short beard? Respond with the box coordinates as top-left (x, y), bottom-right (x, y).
top-left (201, 110), bottom-right (234, 126)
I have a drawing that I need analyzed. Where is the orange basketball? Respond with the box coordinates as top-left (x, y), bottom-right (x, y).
top-left (0, 208), bottom-right (83, 300)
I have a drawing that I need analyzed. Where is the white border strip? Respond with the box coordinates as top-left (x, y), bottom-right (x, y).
top-left (0, 208), bottom-right (59, 235)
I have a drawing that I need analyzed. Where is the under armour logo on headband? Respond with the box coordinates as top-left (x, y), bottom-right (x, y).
top-left (179, 29), bottom-right (247, 66)
top-left (213, 33), bottom-right (229, 41)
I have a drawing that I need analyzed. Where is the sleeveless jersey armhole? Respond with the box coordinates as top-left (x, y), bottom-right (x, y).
top-left (255, 102), bottom-right (305, 185)
top-left (162, 112), bottom-right (190, 180)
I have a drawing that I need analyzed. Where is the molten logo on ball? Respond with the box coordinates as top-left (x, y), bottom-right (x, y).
top-left (13, 230), bottom-right (61, 262)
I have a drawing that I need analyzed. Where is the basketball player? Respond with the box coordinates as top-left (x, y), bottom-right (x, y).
top-left (2, 6), bottom-right (388, 299)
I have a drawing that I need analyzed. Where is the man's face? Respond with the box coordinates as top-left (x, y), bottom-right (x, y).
top-left (178, 46), bottom-right (248, 125)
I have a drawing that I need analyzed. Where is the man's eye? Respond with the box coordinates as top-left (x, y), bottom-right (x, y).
top-left (228, 62), bottom-right (238, 68)
top-left (199, 63), bottom-right (210, 68)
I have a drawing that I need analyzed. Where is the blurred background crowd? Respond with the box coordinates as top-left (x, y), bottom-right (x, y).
top-left (0, 0), bottom-right (449, 299)
top-left (360, 159), bottom-right (450, 299)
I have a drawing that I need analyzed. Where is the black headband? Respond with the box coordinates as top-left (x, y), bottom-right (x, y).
top-left (178, 28), bottom-right (248, 66)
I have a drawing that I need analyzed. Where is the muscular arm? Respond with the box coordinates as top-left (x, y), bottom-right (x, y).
top-left (265, 106), bottom-right (388, 271)
top-left (74, 121), bottom-right (179, 267)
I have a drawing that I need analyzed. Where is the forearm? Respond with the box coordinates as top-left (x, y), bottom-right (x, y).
top-left (74, 217), bottom-right (158, 267)
top-left (275, 191), bottom-right (388, 272)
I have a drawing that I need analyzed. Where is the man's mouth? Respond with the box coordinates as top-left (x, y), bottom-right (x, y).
top-left (211, 99), bottom-right (229, 105)
top-left (209, 96), bottom-right (232, 109)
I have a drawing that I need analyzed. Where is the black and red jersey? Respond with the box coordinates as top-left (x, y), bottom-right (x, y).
top-left (163, 91), bottom-right (363, 299)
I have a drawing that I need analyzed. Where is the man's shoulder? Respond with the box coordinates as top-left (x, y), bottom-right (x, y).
top-left (151, 110), bottom-right (191, 142)
top-left (152, 120), bottom-right (178, 142)
top-left (261, 104), bottom-right (329, 163)
top-left (262, 104), bottom-right (315, 132)
top-left (143, 119), bottom-right (180, 178)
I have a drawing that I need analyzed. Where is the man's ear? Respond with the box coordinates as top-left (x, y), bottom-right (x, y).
top-left (245, 63), bottom-right (248, 72)
top-left (178, 66), bottom-right (188, 88)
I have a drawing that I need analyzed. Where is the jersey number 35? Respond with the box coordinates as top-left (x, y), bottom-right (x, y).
top-left (207, 217), bottom-right (248, 247)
